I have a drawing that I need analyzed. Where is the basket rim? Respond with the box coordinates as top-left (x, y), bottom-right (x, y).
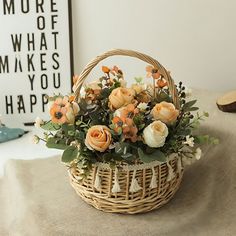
top-left (69, 153), bottom-right (179, 172)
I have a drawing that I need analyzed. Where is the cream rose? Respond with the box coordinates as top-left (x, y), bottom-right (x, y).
top-left (143, 121), bottom-right (168, 148)
top-left (109, 87), bottom-right (135, 109)
top-left (85, 125), bottom-right (112, 152)
top-left (151, 101), bottom-right (179, 124)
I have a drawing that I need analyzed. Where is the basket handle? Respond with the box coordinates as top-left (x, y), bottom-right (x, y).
top-left (73, 49), bottom-right (179, 108)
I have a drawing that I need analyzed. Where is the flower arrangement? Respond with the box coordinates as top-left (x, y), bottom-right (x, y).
top-left (35, 65), bottom-right (218, 180)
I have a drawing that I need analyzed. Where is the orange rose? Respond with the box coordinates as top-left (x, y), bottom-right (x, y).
top-left (85, 125), bottom-right (112, 152)
top-left (151, 102), bottom-right (179, 124)
top-left (109, 87), bottom-right (135, 109)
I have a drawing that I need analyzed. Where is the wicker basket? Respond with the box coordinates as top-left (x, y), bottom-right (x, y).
top-left (69, 49), bottom-right (184, 214)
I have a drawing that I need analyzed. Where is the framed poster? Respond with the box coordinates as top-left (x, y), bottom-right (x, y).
top-left (0, 0), bottom-right (74, 126)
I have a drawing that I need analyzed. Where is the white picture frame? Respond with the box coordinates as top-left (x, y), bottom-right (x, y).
top-left (0, 0), bottom-right (74, 126)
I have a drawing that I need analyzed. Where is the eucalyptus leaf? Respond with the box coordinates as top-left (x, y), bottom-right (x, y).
top-left (138, 148), bottom-right (166, 163)
top-left (187, 107), bottom-right (199, 111)
top-left (183, 100), bottom-right (197, 111)
top-left (62, 124), bottom-right (75, 134)
top-left (61, 146), bottom-right (78, 163)
top-left (102, 152), bottom-right (123, 161)
top-left (46, 137), bottom-right (68, 150)
top-left (41, 121), bottom-right (61, 131)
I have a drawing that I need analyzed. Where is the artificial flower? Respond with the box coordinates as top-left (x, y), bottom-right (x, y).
top-left (131, 84), bottom-right (145, 94)
top-left (109, 87), bottom-right (135, 109)
top-left (50, 97), bottom-right (79, 124)
top-left (87, 81), bottom-right (101, 92)
top-left (112, 116), bottom-right (125, 134)
top-left (183, 135), bottom-right (194, 147)
top-left (110, 65), bottom-right (123, 76)
top-left (195, 148), bottom-right (202, 160)
top-left (143, 121), bottom-right (168, 148)
top-left (32, 135), bottom-right (40, 144)
top-left (156, 78), bottom-right (168, 88)
top-left (84, 81), bottom-right (102, 102)
top-left (146, 65), bottom-right (161, 79)
top-left (34, 117), bottom-right (44, 128)
top-left (137, 102), bottom-right (148, 110)
top-left (122, 125), bottom-right (138, 142)
top-left (151, 101), bottom-right (179, 124)
top-left (85, 125), bottom-right (112, 152)
top-left (102, 66), bottom-right (110, 73)
top-left (112, 104), bottom-right (139, 142)
top-left (120, 104), bottom-right (139, 119)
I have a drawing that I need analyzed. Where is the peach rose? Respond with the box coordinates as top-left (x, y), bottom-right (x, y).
top-left (85, 125), bottom-right (112, 152)
top-left (151, 101), bottom-right (179, 124)
top-left (109, 87), bottom-right (135, 109)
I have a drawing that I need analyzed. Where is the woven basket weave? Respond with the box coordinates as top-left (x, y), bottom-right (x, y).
top-left (69, 49), bottom-right (183, 214)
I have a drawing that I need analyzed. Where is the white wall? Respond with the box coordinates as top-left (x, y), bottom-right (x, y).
top-left (72, 0), bottom-right (236, 91)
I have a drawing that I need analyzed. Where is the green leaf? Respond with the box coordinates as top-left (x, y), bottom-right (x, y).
top-left (138, 148), bottom-right (166, 163)
top-left (134, 77), bottom-right (143, 84)
top-left (102, 152), bottom-right (123, 162)
top-left (46, 137), bottom-right (68, 150)
top-left (41, 121), bottom-right (61, 131)
top-left (194, 135), bottom-right (209, 144)
top-left (157, 91), bottom-right (172, 103)
top-left (62, 124), bottom-right (75, 134)
top-left (183, 100), bottom-right (197, 111)
top-left (61, 146), bottom-right (78, 163)
top-left (188, 107), bottom-right (199, 111)
top-left (194, 135), bottom-right (219, 145)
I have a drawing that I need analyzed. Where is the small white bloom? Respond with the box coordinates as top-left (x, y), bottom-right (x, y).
top-left (32, 135), bottom-right (40, 144)
top-left (183, 135), bottom-right (194, 147)
top-left (195, 148), bottom-right (202, 160)
top-left (113, 107), bottom-right (125, 118)
top-left (137, 102), bottom-right (148, 110)
top-left (70, 140), bottom-right (78, 146)
top-left (143, 121), bottom-right (168, 148)
top-left (185, 87), bottom-right (192, 97)
top-left (34, 117), bottom-right (44, 128)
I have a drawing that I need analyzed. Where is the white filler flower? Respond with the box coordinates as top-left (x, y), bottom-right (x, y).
top-left (195, 148), bottom-right (202, 160)
top-left (183, 135), bottom-right (194, 147)
top-left (32, 135), bottom-right (40, 144)
top-left (34, 117), bottom-right (44, 128)
top-left (137, 102), bottom-right (148, 110)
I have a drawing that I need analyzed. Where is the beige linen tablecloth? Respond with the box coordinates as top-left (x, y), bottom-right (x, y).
top-left (0, 90), bottom-right (236, 236)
